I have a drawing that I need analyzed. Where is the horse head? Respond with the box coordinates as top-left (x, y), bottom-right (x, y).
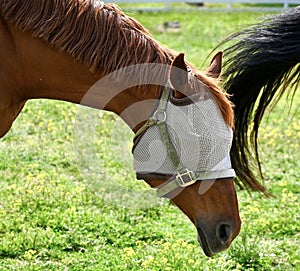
top-left (134, 53), bottom-right (241, 256)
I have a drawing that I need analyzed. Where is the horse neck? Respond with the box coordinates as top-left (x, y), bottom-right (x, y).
top-left (10, 25), bottom-right (161, 132)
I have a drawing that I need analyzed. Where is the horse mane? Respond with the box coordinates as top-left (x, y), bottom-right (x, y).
top-left (0, 0), bottom-right (173, 72)
top-left (195, 73), bottom-right (234, 128)
top-left (220, 7), bottom-right (300, 195)
top-left (0, 0), bottom-right (233, 126)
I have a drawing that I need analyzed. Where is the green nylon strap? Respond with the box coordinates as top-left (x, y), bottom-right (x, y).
top-left (156, 169), bottom-right (237, 197)
top-left (134, 86), bottom-right (170, 139)
top-left (134, 118), bottom-right (156, 139)
top-left (134, 85), bottom-right (181, 169)
top-left (150, 86), bottom-right (180, 168)
top-left (156, 118), bottom-right (180, 168)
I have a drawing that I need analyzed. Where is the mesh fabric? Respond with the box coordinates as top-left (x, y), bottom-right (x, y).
top-left (133, 93), bottom-right (233, 179)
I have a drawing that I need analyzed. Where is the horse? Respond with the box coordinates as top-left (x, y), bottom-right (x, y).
top-left (0, 0), bottom-right (297, 257)
top-left (0, 0), bottom-right (240, 257)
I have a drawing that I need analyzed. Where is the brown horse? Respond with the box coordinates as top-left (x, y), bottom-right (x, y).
top-left (0, 0), bottom-right (241, 256)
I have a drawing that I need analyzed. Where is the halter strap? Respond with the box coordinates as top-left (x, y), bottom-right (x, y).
top-left (134, 86), bottom-right (170, 139)
top-left (134, 86), bottom-right (180, 167)
top-left (156, 168), bottom-right (236, 197)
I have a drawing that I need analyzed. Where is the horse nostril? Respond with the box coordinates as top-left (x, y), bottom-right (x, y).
top-left (217, 223), bottom-right (232, 246)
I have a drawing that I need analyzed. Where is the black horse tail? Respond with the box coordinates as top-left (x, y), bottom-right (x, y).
top-left (221, 7), bottom-right (300, 195)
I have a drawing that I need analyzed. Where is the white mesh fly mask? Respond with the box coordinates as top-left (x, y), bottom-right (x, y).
top-left (132, 85), bottom-right (236, 197)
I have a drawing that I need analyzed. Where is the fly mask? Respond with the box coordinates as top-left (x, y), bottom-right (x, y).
top-left (132, 84), bottom-right (236, 197)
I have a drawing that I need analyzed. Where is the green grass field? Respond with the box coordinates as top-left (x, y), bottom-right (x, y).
top-left (0, 8), bottom-right (299, 271)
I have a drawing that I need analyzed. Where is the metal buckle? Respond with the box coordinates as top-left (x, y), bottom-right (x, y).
top-left (153, 109), bottom-right (166, 123)
top-left (176, 169), bottom-right (196, 187)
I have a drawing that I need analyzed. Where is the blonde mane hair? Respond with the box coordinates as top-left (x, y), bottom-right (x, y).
top-left (1, 0), bottom-right (233, 127)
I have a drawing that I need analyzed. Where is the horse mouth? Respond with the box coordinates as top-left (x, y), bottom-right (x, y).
top-left (196, 227), bottom-right (215, 257)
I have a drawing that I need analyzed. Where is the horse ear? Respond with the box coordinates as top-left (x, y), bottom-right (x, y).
top-left (169, 53), bottom-right (188, 98)
top-left (205, 51), bottom-right (223, 78)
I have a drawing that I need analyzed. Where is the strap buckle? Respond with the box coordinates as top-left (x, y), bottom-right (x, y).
top-left (176, 169), bottom-right (196, 187)
top-left (153, 109), bottom-right (167, 123)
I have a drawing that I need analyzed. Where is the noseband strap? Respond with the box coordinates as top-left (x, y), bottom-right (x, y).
top-left (156, 168), bottom-right (236, 197)
top-left (133, 84), bottom-right (236, 198)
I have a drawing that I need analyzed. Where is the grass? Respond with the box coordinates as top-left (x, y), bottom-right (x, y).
top-left (0, 8), bottom-right (299, 271)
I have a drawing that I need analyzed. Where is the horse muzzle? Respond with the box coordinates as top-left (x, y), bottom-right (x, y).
top-left (196, 219), bottom-right (241, 257)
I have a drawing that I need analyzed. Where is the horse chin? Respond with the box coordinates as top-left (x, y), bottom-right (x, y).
top-left (196, 228), bottom-right (215, 257)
